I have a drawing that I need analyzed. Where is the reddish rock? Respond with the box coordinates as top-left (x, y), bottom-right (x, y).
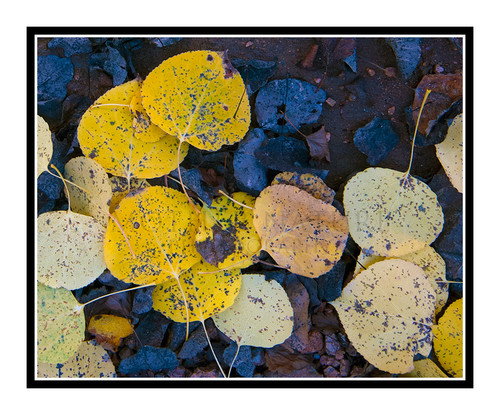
top-left (324, 366), bottom-right (341, 377)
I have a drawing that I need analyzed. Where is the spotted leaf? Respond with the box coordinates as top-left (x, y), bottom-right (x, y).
top-left (253, 184), bottom-right (348, 278)
top-left (195, 192), bottom-right (261, 269)
top-left (152, 260), bottom-right (241, 323)
top-left (433, 298), bottom-right (463, 377)
top-left (77, 79), bottom-right (187, 181)
top-left (435, 114), bottom-right (463, 193)
top-left (331, 259), bottom-right (436, 374)
top-left (37, 282), bottom-right (85, 364)
top-left (37, 210), bottom-right (106, 290)
top-left (37, 115), bottom-right (52, 178)
top-left (104, 186), bottom-right (201, 285)
top-left (343, 167), bottom-right (444, 256)
top-left (212, 274), bottom-right (294, 348)
top-left (271, 171), bottom-right (335, 204)
top-left (141, 50), bottom-right (251, 151)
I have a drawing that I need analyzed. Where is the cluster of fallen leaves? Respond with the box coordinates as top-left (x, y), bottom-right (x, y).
top-left (36, 49), bottom-right (463, 379)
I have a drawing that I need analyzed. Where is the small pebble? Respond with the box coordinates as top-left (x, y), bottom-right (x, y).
top-left (326, 97), bottom-right (336, 107)
top-left (434, 64), bottom-right (444, 73)
top-left (314, 78), bottom-right (322, 84)
top-left (245, 41), bottom-right (253, 47)
top-left (366, 68), bottom-right (376, 77)
top-left (387, 106), bottom-right (396, 116)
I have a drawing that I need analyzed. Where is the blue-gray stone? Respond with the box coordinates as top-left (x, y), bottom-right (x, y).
top-left (119, 346), bottom-right (178, 374)
top-left (148, 37), bottom-right (182, 47)
top-left (386, 38), bottom-right (421, 80)
top-left (37, 54), bottom-right (73, 102)
top-left (234, 128), bottom-right (268, 196)
top-left (178, 325), bottom-right (209, 359)
top-left (48, 37), bottom-right (92, 56)
top-left (232, 58), bottom-right (277, 96)
top-left (223, 342), bottom-right (255, 377)
top-left (353, 117), bottom-right (399, 165)
top-left (255, 135), bottom-right (309, 172)
top-left (89, 46), bottom-right (127, 86)
top-left (255, 79), bottom-right (326, 134)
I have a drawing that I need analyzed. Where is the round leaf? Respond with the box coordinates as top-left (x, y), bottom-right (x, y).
top-left (37, 115), bottom-right (53, 178)
top-left (399, 358), bottom-right (448, 378)
top-left (435, 113), bottom-right (463, 193)
top-left (37, 282), bottom-right (85, 364)
top-left (253, 184), bottom-right (349, 278)
top-left (212, 274), bottom-right (294, 348)
top-left (37, 340), bottom-right (116, 378)
top-left (104, 186), bottom-right (201, 285)
top-left (129, 87), bottom-right (166, 143)
top-left (343, 167), bottom-right (444, 257)
top-left (331, 259), bottom-right (436, 374)
top-left (195, 192), bottom-right (261, 269)
top-left (77, 79), bottom-right (187, 180)
top-left (152, 260), bottom-right (241, 323)
top-left (64, 156), bottom-right (113, 228)
top-left (354, 245), bottom-right (449, 318)
top-left (433, 298), bottom-right (463, 377)
top-left (37, 210), bottom-right (106, 290)
top-left (141, 50), bottom-right (251, 151)
top-left (271, 172), bottom-right (336, 205)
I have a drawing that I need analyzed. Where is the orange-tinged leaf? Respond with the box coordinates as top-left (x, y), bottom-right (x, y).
top-left (212, 274), bottom-right (294, 348)
top-left (433, 298), bottom-right (463, 377)
top-left (88, 314), bottom-right (134, 351)
top-left (77, 79), bottom-right (187, 180)
top-left (253, 184), bottom-right (348, 278)
top-left (141, 50), bottom-right (251, 151)
top-left (331, 259), bottom-right (436, 374)
top-left (435, 114), bottom-right (463, 193)
top-left (343, 167), bottom-right (444, 256)
top-left (152, 260), bottom-right (241, 323)
top-left (37, 282), bottom-right (85, 364)
top-left (271, 172), bottom-right (335, 204)
top-left (37, 210), bottom-right (106, 290)
top-left (104, 186), bottom-right (201, 285)
top-left (37, 340), bottom-right (116, 378)
top-left (37, 115), bottom-right (52, 178)
top-left (195, 192), bottom-right (261, 269)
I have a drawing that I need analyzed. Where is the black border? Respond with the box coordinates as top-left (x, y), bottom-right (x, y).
top-left (28, 26), bottom-right (473, 388)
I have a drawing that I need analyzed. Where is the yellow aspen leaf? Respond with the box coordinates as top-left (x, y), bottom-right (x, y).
top-left (64, 156), bottom-right (113, 229)
top-left (37, 282), bottom-right (85, 364)
top-left (435, 114), bottom-right (463, 193)
top-left (399, 358), bottom-right (448, 378)
top-left (152, 260), bottom-right (241, 323)
top-left (108, 175), bottom-right (150, 213)
top-left (37, 115), bottom-right (53, 178)
top-left (37, 340), bottom-right (116, 378)
top-left (212, 274), bottom-right (294, 348)
top-left (129, 86), bottom-right (167, 143)
top-left (141, 50), bottom-right (251, 151)
top-left (354, 245), bottom-right (449, 318)
top-left (331, 259), bottom-right (436, 374)
top-left (253, 184), bottom-right (349, 278)
top-left (37, 210), bottom-right (106, 290)
top-left (343, 167), bottom-right (444, 257)
top-left (195, 192), bottom-right (261, 269)
top-left (77, 79), bottom-right (187, 181)
top-left (88, 314), bottom-right (134, 351)
top-left (271, 171), bottom-right (336, 204)
top-left (103, 186), bottom-right (201, 285)
top-left (433, 298), bottom-right (463, 377)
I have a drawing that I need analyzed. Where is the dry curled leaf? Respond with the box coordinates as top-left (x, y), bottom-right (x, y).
top-left (253, 184), bottom-right (348, 278)
top-left (305, 125), bottom-right (331, 162)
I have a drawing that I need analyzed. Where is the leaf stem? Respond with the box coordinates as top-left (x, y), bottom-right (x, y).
top-left (78, 283), bottom-right (156, 309)
top-left (278, 110), bottom-right (307, 139)
top-left (46, 167), bottom-right (91, 195)
top-left (173, 275), bottom-right (191, 342)
top-left (49, 164), bottom-right (72, 213)
top-left (218, 190), bottom-right (254, 210)
top-left (404, 89), bottom-right (432, 179)
top-left (227, 342), bottom-right (241, 378)
top-left (201, 319), bottom-right (227, 378)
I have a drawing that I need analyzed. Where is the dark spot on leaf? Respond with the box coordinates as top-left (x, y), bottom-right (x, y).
top-left (207, 54), bottom-right (213, 61)
top-left (134, 222), bottom-right (140, 229)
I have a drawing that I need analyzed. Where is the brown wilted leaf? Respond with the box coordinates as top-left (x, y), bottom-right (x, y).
top-left (306, 125), bottom-right (331, 162)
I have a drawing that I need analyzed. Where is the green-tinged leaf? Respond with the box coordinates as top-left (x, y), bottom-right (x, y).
top-left (37, 115), bottom-right (53, 178)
